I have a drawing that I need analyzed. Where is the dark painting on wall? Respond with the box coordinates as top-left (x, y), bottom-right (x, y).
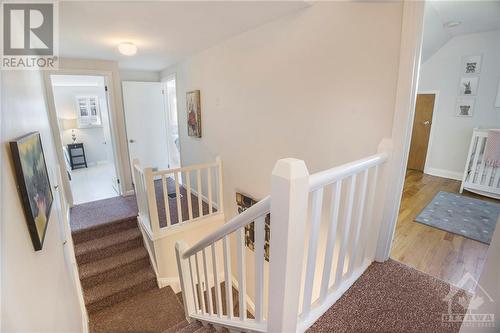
top-left (10, 132), bottom-right (53, 251)
top-left (236, 192), bottom-right (270, 261)
top-left (186, 90), bottom-right (202, 138)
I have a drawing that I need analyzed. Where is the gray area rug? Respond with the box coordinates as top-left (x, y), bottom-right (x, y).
top-left (415, 191), bottom-right (500, 244)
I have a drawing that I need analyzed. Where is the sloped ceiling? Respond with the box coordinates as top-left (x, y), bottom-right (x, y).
top-left (422, 1), bottom-right (500, 63)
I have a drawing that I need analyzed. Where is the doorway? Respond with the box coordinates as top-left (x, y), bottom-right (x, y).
top-left (49, 74), bottom-right (120, 205)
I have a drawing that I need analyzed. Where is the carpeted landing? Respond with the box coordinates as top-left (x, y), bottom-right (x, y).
top-left (307, 259), bottom-right (470, 333)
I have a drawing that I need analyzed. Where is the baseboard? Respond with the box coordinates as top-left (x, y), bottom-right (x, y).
top-left (424, 167), bottom-right (463, 181)
top-left (123, 189), bottom-right (135, 196)
top-left (189, 187), bottom-right (219, 211)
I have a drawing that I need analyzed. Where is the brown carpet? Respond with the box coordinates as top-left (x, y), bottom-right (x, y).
top-left (308, 259), bottom-right (470, 333)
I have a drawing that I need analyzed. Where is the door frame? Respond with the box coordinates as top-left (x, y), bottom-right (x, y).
top-left (42, 69), bottom-right (126, 206)
top-left (161, 73), bottom-right (182, 169)
top-left (416, 90), bottom-right (439, 175)
top-left (375, 0), bottom-right (426, 261)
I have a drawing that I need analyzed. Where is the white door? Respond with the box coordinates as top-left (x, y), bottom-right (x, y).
top-left (122, 81), bottom-right (170, 174)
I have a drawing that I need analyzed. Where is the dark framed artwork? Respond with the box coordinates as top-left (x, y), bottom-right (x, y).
top-left (186, 90), bottom-right (202, 138)
top-left (10, 132), bottom-right (53, 251)
top-left (236, 192), bottom-right (270, 261)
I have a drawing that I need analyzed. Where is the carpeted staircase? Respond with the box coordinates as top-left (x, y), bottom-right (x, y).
top-left (70, 197), bottom-right (229, 333)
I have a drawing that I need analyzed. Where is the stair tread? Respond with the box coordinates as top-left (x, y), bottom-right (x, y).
top-left (178, 321), bottom-right (202, 333)
top-left (75, 227), bottom-right (142, 257)
top-left (71, 216), bottom-right (138, 244)
top-left (79, 246), bottom-right (148, 280)
top-left (84, 267), bottom-right (156, 305)
top-left (163, 320), bottom-right (189, 333)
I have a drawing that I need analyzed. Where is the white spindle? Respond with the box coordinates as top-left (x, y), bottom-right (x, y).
top-left (195, 252), bottom-right (206, 313)
top-left (485, 166), bottom-right (494, 187)
top-left (175, 242), bottom-right (196, 318)
top-left (319, 181), bottom-right (342, 301)
top-left (211, 243), bottom-right (223, 317)
top-left (216, 156), bottom-right (224, 214)
top-left (334, 174), bottom-right (357, 288)
top-left (207, 167), bottom-right (213, 214)
top-left (202, 248), bottom-right (213, 315)
top-left (197, 169), bottom-right (203, 217)
top-left (493, 168), bottom-right (500, 188)
top-left (188, 256), bottom-right (200, 313)
top-left (254, 216), bottom-right (265, 322)
top-left (174, 172), bottom-right (183, 224)
top-left (360, 165), bottom-right (379, 261)
top-left (162, 175), bottom-right (172, 227)
top-left (347, 169), bottom-right (369, 277)
top-left (471, 137), bottom-right (483, 183)
top-left (186, 170), bottom-right (194, 220)
top-left (301, 188), bottom-right (324, 317)
top-left (236, 228), bottom-right (247, 320)
top-left (223, 236), bottom-right (234, 319)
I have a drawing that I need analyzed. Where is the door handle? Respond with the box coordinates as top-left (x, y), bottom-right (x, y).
top-left (129, 139), bottom-right (135, 143)
top-left (422, 120), bottom-right (431, 126)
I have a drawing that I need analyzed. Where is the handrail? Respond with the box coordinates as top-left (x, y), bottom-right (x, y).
top-left (182, 195), bottom-right (270, 259)
top-left (152, 161), bottom-right (219, 176)
top-left (308, 153), bottom-right (387, 192)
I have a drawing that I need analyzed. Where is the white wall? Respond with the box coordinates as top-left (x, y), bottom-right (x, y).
top-left (1, 71), bottom-right (83, 332)
top-left (53, 85), bottom-right (109, 165)
top-left (120, 70), bottom-right (160, 82)
top-left (419, 30), bottom-right (500, 178)
top-left (161, 1), bottom-right (403, 220)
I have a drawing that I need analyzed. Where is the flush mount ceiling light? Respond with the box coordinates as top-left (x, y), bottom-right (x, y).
top-left (118, 42), bottom-right (137, 56)
top-left (444, 21), bottom-right (461, 28)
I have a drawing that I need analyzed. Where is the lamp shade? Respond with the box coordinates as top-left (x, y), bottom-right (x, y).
top-left (62, 118), bottom-right (77, 130)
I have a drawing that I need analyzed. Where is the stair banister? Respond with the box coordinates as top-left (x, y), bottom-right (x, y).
top-left (181, 196), bottom-right (270, 259)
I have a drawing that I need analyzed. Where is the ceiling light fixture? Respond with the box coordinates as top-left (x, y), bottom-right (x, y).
top-left (118, 42), bottom-right (137, 56)
top-left (444, 21), bottom-right (461, 28)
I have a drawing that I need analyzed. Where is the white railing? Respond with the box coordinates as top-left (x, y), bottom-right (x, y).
top-left (175, 140), bottom-right (391, 332)
top-left (133, 157), bottom-right (224, 239)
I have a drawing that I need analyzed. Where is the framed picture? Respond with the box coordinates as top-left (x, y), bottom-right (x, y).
top-left (462, 55), bottom-right (482, 74)
top-left (237, 192), bottom-right (270, 261)
top-left (186, 90), bottom-right (201, 138)
top-left (75, 95), bottom-right (102, 128)
top-left (456, 97), bottom-right (475, 117)
top-left (10, 132), bottom-right (53, 251)
top-left (458, 77), bottom-right (479, 96)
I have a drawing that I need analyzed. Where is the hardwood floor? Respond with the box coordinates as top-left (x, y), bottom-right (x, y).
top-left (390, 170), bottom-right (498, 292)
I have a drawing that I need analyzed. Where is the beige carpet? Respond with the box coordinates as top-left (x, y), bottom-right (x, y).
top-left (308, 259), bottom-right (470, 332)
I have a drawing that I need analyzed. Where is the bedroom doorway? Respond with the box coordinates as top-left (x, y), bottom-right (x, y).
top-left (49, 74), bottom-right (120, 205)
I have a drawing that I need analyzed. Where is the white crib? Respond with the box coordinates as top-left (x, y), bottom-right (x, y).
top-left (460, 128), bottom-right (500, 200)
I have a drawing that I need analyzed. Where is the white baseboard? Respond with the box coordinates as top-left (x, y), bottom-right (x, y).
top-left (123, 189), bottom-right (135, 196)
top-left (424, 167), bottom-right (463, 181)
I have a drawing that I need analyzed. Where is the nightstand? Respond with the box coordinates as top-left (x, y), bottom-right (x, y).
top-left (67, 143), bottom-right (88, 170)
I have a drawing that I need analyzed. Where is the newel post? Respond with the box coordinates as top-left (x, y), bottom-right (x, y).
top-left (268, 158), bottom-right (310, 333)
top-left (175, 241), bottom-right (196, 322)
top-left (144, 167), bottom-right (160, 235)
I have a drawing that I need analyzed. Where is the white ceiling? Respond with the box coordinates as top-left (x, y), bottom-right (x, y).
top-left (422, 1), bottom-right (500, 62)
top-left (59, 1), bottom-right (309, 71)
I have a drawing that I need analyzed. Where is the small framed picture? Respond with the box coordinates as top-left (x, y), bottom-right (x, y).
top-left (75, 95), bottom-right (102, 128)
top-left (462, 55), bottom-right (482, 75)
top-left (458, 77), bottom-right (479, 96)
top-left (456, 97), bottom-right (475, 117)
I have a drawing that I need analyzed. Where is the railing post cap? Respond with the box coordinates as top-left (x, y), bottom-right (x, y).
top-left (272, 158), bottom-right (309, 180)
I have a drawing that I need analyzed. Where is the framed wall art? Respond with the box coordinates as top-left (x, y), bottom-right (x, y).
top-left (10, 132), bottom-right (53, 251)
top-left (186, 90), bottom-right (202, 138)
